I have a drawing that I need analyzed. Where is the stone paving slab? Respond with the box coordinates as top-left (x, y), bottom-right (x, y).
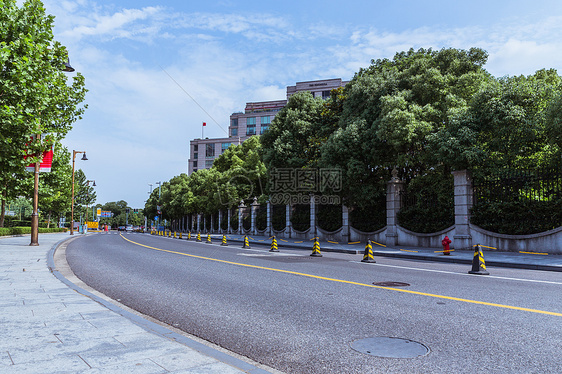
top-left (0, 233), bottom-right (278, 374)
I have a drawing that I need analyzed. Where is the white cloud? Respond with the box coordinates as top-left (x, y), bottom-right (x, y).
top-left (42, 1), bottom-right (562, 207)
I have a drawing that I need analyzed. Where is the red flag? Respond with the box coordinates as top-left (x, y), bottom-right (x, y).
top-left (202, 122), bottom-right (206, 126)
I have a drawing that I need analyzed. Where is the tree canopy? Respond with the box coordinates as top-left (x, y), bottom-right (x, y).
top-left (0, 0), bottom-right (87, 226)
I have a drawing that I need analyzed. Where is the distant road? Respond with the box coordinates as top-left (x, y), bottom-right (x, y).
top-left (66, 232), bottom-right (562, 374)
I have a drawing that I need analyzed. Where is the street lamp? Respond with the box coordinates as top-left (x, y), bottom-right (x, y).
top-left (155, 181), bottom-right (162, 228)
top-left (29, 55), bottom-right (75, 246)
top-left (70, 150), bottom-right (88, 235)
top-left (86, 180), bottom-right (96, 223)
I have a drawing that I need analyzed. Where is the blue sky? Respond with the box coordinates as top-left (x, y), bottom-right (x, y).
top-left (42, 0), bottom-right (562, 208)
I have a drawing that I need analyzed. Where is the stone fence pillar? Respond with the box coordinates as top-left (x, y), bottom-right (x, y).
top-left (452, 170), bottom-right (473, 250)
top-left (286, 204), bottom-right (292, 238)
top-left (238, 200), bottom-right (245, 235)
top-left (251, 197), bottom-right (259, 235)
top-left (310, 194), bottom-right (317, 238)
top-left (266, 201), bottom-right (272, 237)
top-left (386, 168), bottom-right (405, 247)
top-left (342, 205), bottom-right (350, 243)
top-left (227, 208), bottom-right (232, 234)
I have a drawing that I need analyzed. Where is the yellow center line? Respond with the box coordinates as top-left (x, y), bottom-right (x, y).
top-left (519, 251), bottom-right (548, 255)
top-left (120, 234), bottom-right (562, 317)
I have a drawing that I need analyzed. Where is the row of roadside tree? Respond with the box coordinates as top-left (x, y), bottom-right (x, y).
top-left (146, 47), bottom-right (562, 235)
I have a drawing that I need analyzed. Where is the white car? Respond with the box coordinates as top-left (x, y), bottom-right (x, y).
top-left (125, 225), bottom-right (133, 232)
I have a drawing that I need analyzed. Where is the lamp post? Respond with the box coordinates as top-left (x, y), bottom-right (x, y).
top-left (29, 134), bottom-right (42, 246)
top-left (29, 55), bottom-right (75, 246)
top-left (148, 183), bottom-right (153, 229)
top-left (70, 150), bottom-right (88, 235)
top-left (86, 180), bottom-right (96, 223)
top-left (155, 181), bottom-right (162, 228)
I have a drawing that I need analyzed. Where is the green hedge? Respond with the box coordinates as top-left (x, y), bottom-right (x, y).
top-left (0, 227), bottom-right (68, 236)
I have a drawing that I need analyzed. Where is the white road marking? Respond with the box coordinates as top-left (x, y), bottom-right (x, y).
top-left (350, 261), bottom-right (562, 285)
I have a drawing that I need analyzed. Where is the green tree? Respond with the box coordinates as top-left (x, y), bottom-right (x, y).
top-left (260, 92), bottom-right (326, 170)
top-left (0, 0), bottom-right (87, 225)
top-left (320, 47), bottom-right (491, 207)
top-left (432, 68), bottom-right (562, 170)
top-left (214, 136), bottom-right (267, 206)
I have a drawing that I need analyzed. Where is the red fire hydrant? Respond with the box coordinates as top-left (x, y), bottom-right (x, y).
top-left (442, 236), bottom-right (451, 255)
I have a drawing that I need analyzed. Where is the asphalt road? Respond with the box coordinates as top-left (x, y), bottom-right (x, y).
top-left (65, 232), bottom-right (562, 374)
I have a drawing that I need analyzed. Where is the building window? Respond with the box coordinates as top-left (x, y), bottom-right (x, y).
top-left (246, 125), bottom-right (256, 136)
top-left (261, 116), bottom-right (271, 124)
top-left (206, 143), bottom-right (215, 158)
top-left (193, 153), bottom-right (198, 159)
top-left (193, 145), bottom-right (198, 152)
top-left (205, 159), bottom-right (214, 168)
top-left (260, 125), bottom-right (269, 134)
top-left (322, 90), bottom-right (331, 100)
top-left (193, 161), bottom-right (198, 168)
top-left (247, 117), bottom-right (256, 125)
top-left (193, 169), bottom-right (197, 172)
top-left (231, 128), bottom-right (238, 136)
top-left (221, 143), bottom-right (231, 153)
top-left (231, 118), bottom-right (238, 127)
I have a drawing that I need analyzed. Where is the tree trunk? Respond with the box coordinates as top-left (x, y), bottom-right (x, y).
top-left (47, 211), bottom-right (51, 229)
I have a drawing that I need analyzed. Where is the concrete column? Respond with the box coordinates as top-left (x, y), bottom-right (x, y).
top-left (238, 200), bottom-right (245, 235)
top-left (227, 208), bottom-right (232, 234)
top-left (251, 197), bottom-right (259, 235)
top-left (452, 170), bottom-right (473, 250)
top-left (386, 168), bottom-right (405, 247)
top-left (210, 214), bottom-right (214, 233)
top-left (286, 204), bottom-right (292, 238)
top-left (196, 214), bottom-right (201, 232)
top-left (342, 205), bottom-right (350, 243)
top-left (218, 210), bottom-right (222, 234)
top-left (266, 200), bottom-right (272, 237)
top-left (310, 194), bottom-right (317, 238)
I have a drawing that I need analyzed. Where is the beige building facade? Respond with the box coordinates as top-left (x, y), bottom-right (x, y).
top-left (187, 78), bottom-right (348, 175)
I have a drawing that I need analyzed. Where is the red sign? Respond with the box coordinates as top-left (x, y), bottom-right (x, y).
top-left (24, 134), bottom-right (54, 172)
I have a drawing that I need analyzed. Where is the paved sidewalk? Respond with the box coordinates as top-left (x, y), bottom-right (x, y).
top-left (174, 232), bottom-right (562, 272)
top-left (0, 233), bottom-right (276, 374)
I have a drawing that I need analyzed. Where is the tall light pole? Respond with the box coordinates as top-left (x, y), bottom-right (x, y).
top-left (29, 56), bottom-right (75, 245)
top-left (155, 181), bottom-right (162, 228)
top-left (29, 59), bottom-right (74, 246)
top-left (86, 180), bottom-right (96, 223)
top-left (147, 183), bottom-right (153, 230)
top-left (29, 134), bottom-right (42, 246)
top-left (70, 150), bottom-right (88, 235)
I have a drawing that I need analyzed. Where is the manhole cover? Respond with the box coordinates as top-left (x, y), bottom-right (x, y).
top-left (351, 337), bottom-right (429, 358)
top-left (373, 281), bottom-right (410, 287)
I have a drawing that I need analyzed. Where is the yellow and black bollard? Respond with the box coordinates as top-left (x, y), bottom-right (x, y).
top-left (206, 232), bottom-right (212, 244)
top-left (242, 235), bottom-right (251, 248)
top-left (173, 231), bottom-right (177, 239)
top-left (361, 239), bottom-right (376, 263)
top-left (221, 235), bottom-right (228, 246)
top-left (270, 236), bottom-right (279, 252)
top-left (179, 232), bottom-right (182, 239)
top-left (310, 237), bottom-right (322, 257)
top-left (196, 232), bottom-right (202, 242)
top-left (468, 245), bottom-right (490, 275)
top-left (188, 231), bottom-right (192, 240)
